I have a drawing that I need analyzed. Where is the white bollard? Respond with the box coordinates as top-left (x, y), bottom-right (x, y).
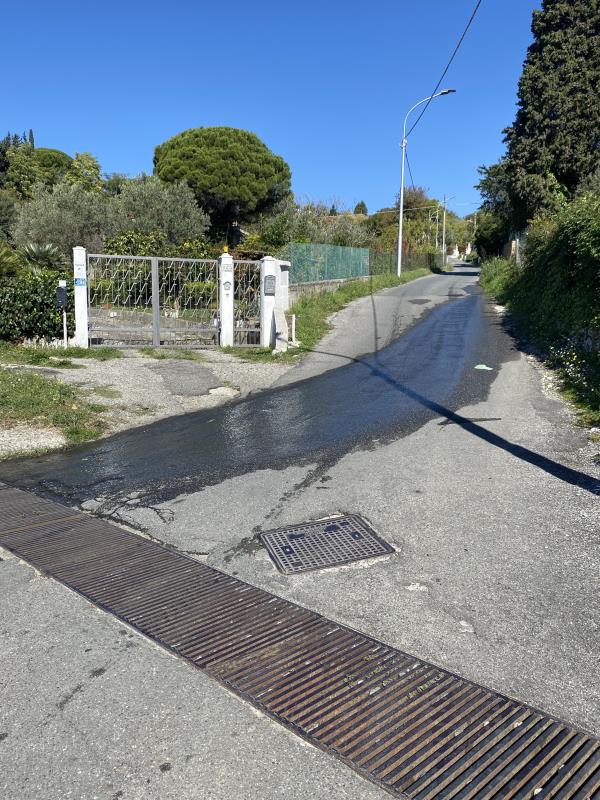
top-left (260, 257), bottom-right (279, 349)
top-left (219, 252), bottom-right (235, 347)
top-left (72, 246), bottom-right (89, 348)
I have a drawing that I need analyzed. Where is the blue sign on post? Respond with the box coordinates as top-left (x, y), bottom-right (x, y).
top-left (74, 278), bottom-right (86, 287)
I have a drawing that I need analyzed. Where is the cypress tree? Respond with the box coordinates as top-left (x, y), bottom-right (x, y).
top-left (504, 0), bottom-right (600, 228)
top-left (28, 128), bottom-right (35, 147)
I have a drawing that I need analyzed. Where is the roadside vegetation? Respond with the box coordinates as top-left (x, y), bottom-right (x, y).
top-left (473, 1), bottom-right (599, 430)
top-left (138, 347), bottom-right (204, 361)
top-left (0, 367), bottom-right (107, 445)
top-left (224, 268), bottom-right (430, 363)
top-left (0, 343), bottom-right (121, 367)
top-left (479, 199), bottom-right (599, 426)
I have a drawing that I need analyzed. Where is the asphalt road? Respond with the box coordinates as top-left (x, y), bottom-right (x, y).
top-left (1, 266), bottom-right (599, 800)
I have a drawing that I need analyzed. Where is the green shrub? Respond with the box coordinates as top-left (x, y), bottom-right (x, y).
top-left (0, 241), bottom-right (26, 277)
top-left (0, 271), bottom-right (74, 342)
top-left (479, 257), bottom-right (520, 304)
top-left (104, 230), bottom-right (210, 260)
top-left (104, 229), bottom-right (170, 256)
top-left (176, 238), bottom-right (210, 259)
top-left (509, 200), bottom-right (600, 342)
top-left (479, 196), bottom-right (600, 422)
top-left (180, 281), bottom-right (216, 307)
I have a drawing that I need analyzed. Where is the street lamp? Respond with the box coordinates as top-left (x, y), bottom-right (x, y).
top-left (397, 89), bottom-right (456, 276)
top-left (441, 194), bottom-right (456, 268)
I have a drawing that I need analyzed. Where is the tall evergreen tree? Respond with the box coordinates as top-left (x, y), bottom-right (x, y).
top-left (28, 129), bottom-right (35, 147)
top-left (504, 0), bottom-right (600, 228)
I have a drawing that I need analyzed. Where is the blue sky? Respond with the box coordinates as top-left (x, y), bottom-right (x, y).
top-left (2, 0), bottom-right (539, 217)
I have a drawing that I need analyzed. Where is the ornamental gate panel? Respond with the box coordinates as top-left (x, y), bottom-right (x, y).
top-left (233, 259), bottom-right (261, 346)
top-left (156, 257), bottom-right (219, 346)
top-left (87, 254), bottom-right (220, 347)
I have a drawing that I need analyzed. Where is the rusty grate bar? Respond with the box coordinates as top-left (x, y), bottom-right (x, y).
top-left (0, 484), bottom-right (598, 799)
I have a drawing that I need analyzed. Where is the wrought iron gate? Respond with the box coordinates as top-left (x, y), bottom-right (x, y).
top-left (87, 254), bottom-right (220, 347)
top-left (233, 259), bottom-right (261, 345)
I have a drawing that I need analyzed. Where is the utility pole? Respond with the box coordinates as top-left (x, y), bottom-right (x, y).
top-left (442, 196), bottom-right (447, 268)
top-left (435, 206), bottom-right (440, 250)
top-left (397, 134), bottom-right (407, 276)
top-left (396, 89), bottom-right (456, 276)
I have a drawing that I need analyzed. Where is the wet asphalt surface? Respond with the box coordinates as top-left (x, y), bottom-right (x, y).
top-left (0, 280), bottom-right (596, 506)
top-left (1, 287), bottom-right (494, 502)
top-left (2, 268), bottom-right (600, 800)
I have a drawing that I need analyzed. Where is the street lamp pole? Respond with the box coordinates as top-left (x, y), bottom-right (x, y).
top-left (442, 195), bottom-right (447, 267)
top-left (441, 194), bottom-right (456, 268)
top-left (397, 89), bottom-right (456, 277)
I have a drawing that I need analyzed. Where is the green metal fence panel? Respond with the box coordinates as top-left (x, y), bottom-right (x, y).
top-left (286, 243), bottom-right (370, 284)
top-left (369, 250), bottom-right (396, 275)
top-left (286, 243), bottom-right (444, 285)
top-left (369, 251), bottom-right (444, 274)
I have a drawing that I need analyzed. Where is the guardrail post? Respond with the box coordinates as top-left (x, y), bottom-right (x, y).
top-left (219, 252), bottom-right (234, 347)
top-left (72, 246), bottom-right (89, 348)
top-left (260, 256), bottom-right (279, 349)
top-left (151, 257), bottom-right (161, 346)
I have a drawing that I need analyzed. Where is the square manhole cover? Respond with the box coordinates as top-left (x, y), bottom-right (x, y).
top-left (260, 514), bottom-right (394, 574)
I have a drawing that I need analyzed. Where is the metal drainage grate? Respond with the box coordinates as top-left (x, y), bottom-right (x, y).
top-left (1, 485), bottom-right (599, 800)
top-left (260, 514), bottom-right (395, 574)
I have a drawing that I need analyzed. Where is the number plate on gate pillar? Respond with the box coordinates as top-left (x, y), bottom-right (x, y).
top-left (264, 275), bottom-right (276, 296)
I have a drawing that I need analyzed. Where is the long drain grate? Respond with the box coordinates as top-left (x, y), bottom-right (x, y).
top-left (0, 484), bottom-right (598, 799)
top-left (260, 514), bottom-right (394, 574)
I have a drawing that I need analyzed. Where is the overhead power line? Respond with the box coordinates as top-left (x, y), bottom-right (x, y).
top-left (407, 0), bottom-right (483, 138)
top-left (405, 148), bottom-right (417, 190)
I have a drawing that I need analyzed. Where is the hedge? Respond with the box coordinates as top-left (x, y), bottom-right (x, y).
top-left (479, 195), bottom-right (600, 420)
top-left (0, 272), bottom-right (74, 342)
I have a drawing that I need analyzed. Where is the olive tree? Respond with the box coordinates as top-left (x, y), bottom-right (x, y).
top-left (12, 182), bottom-right (110, 255)
top-left (110, 175), bottom-right (209, 243)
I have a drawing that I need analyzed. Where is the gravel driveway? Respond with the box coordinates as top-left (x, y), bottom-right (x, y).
top-left (0, 349), bottom-right (292, 458)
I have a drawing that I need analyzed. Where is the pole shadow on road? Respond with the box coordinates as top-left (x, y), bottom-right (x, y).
top-left (306, 268), bottom-right (597, 495)
top-left (312, 346), bottom-right (599, 496)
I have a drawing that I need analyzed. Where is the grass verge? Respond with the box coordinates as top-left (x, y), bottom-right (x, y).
top-left (0, 367), bottom-right (108, 445)
top-left (223, 269), bottom-right (430, 363)
top-left (0, 343), bottom-right (122, 369)
top-left (138, 347), bottom-right (204, 361)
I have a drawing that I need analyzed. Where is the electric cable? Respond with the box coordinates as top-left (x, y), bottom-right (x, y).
top-left (407, 0), bottom-right (483, 137)
top-left (405, 148), bottom-right (417, 191)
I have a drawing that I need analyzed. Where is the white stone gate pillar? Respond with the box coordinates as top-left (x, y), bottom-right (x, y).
top-left (260, 257), bottom-right (279, 349)
top-left (72, 246), bottom-right (89, 348)
top-left (219, 252), bottom-right (235, 347)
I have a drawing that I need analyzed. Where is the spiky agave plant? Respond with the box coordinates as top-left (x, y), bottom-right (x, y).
top-left (21, 242), bottom-right (68, 275)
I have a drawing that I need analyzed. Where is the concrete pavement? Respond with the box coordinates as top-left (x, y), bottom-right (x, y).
top-left (1, 267), bottom-right (598, 799)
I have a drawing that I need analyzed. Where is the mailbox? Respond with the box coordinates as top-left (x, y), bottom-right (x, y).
top-left (56, 281), bottom-right (67, 310)
top-left (264, 274), bottom-right (276, 296)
